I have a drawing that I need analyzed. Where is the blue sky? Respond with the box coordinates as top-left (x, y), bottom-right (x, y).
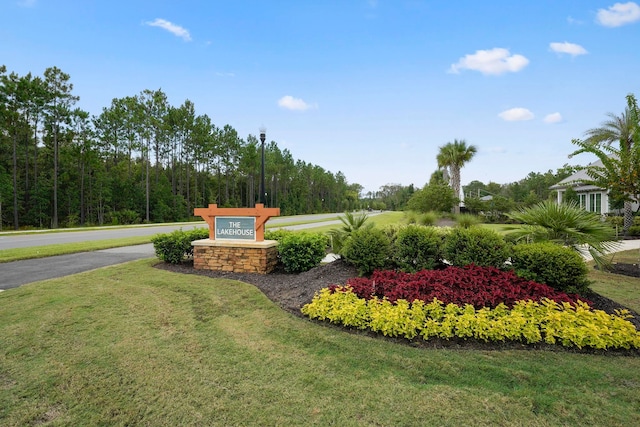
top-left (2, 1), bottom-right (640, 194)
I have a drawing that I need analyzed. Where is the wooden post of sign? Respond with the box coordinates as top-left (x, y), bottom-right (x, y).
top-left (194, 203), bottom-right (280, 241)
top-left (192, 204), bottom-right (281, 274)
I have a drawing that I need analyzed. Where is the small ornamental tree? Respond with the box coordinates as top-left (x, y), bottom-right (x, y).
top-left (407, 183), bottom-right (457, 213)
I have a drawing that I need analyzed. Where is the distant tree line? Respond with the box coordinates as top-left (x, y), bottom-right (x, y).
top-left (0, 65), bottom-right (362, 230)
top-left (370, 165), bottom-right (579, 217)
top-left (369, 135), bottom-right (577, 218)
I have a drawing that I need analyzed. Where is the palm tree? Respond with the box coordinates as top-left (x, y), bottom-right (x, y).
top-left (507, 200), bottom-right (619, 269)
top-left (571, 94), bottom-right (640, 234)
top-left (327, 210), bottom-right (370, 253)
top-left (583, 108), bottom-right (634, 148)
top-left (436, 139), bottom-right (477, 214)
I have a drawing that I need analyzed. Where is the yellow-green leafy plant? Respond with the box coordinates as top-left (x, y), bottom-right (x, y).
top-left (302, 288), bottom-right (640, 350)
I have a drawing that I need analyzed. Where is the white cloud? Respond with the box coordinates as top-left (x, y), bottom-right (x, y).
top-left (449, 48), bottom-right (529, 75)
top-left (17, 0), bottom-right (36, 7)
top-left (544, 112), bottom-right (563, 123)
top-left (596, 2), bottom-right (640, 27)
top-left (277, 95), bottom-right (316, 111)
top-left (549, 42), bottom-right (588, 56)
top-left (498, 108), bottom-right (534, 121)
top-left (145, 18), bottom-right (192, 41)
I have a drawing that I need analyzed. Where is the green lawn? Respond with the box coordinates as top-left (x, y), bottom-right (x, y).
top-left (588, 249), bottom-right (640, 313)
top-left (1, 258), bottom-right (639, 426)
top-left (298, 211), bottom-right (405, 234)
top-left (0, 236), bottom-right (153, 263)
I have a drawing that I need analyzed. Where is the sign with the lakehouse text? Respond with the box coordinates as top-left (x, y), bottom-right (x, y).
top-left (194, 203), bottom-right (280, 241)
top-left (214, 216), bottom-right (256, 241)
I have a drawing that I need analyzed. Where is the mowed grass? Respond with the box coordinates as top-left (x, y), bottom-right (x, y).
top-left (300, 211), bottom-right (405, 234)
top-left (1, 259), bottom-right (640, 426)
top-left (589, 249), bottom-right (640, 313)
top-left (0, 236), bottom-right (152, 263)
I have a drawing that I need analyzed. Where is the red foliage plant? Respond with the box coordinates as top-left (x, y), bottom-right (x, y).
top-left (331, 265), bottom-right (590, 309)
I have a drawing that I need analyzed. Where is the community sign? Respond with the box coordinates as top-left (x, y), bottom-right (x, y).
top-left (214, 216), bottom-right (256, 241)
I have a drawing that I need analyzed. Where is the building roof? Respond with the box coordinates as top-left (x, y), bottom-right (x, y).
top-left (549, 159), bottom-right (604, 190)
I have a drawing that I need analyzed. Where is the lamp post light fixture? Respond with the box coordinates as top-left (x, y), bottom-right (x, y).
top-left (259, 127), bottom-right (266, 205)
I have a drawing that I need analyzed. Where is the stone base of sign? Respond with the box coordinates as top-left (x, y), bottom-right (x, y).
top-left (192, 239), bottom-right (279, 274)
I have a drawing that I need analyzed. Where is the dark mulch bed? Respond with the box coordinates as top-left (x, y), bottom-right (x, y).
top-left (155, 259), bottom-right (640, 354)
top-left (606, 263), bottom-right (640, 279)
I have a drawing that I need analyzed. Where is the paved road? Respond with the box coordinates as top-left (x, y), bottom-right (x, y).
top-left (0, 223), bottom-right (205, 250)
top-left (0, 212), bottom-right (382, 291)
top-left (0, 212), bottom-right (380, 250)
top-left (0, 244), bottom-right (156, 290)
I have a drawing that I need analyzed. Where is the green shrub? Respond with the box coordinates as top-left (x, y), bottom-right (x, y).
top-left (264, 229), bottom-right (293, 242)
top-left (455, 213), bottom-right (481, 228)
top-left (510, 242), bottom-right (590, 294)
top-left (404, 210), bottom-right (419, 224)
top-left (327, 211), bottom-right (369, 253)
top-left (442, 227), bottom-right (510, 268)
top-left (605, 215), bottom-right (624, 228)
top-left (115, 209), bottom-right (141, 225)
top-left (507, 201), bottom-right (616, 269)
top-left (380, 224), bottom-right (402, 247)
top-left (418, 211), bottom-right (439, 226)
top-left (626, 225), bottom-right (640, 237)
top-left (152, 228), bottom-right (209, 264)
top-left (278, 232), bottom-right (329, 273)
top-left (502, 231), bottom-right (521, 245)
top-left (341, 227), bottom-right (391, 276)
top-left (392, 225), bottom-right (445, 272)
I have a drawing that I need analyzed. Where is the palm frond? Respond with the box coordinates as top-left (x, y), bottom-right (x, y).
top-left (507, 200), bottom-right (618, 269)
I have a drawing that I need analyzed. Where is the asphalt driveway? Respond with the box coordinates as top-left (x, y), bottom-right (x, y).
top-left (0, 244), bottom-right (155, 291)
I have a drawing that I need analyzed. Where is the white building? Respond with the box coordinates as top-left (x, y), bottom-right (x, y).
top-left (550, 159), bottom-right (639, 214)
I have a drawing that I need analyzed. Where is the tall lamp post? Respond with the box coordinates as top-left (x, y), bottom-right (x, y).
top-left (259, 127), bottom-right (266, 205)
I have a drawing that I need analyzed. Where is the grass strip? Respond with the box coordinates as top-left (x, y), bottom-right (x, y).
top-left (266, 216), bottom-right (341, 228)
top-left (0, 236), bottom-right (152, 263)
top-left (0, 221), bottom-right (204, 237)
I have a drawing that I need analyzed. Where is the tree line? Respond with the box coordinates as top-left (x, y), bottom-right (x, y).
top-left (0, 65), bottom-right (362, 230)
top-left (362, 164), bottom-right (579, 218)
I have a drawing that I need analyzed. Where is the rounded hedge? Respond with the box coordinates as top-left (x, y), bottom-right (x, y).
top-left (392, 225), bottom-right (445, 272)
top-left (152, 228), bottom-right (209, 264)
top-left (341, 226), bottom-right (391, 276)
top-left (278, 232), bottom-right (329, 273)
top-left (442, 226), bottom-right (510, 268)
top-left (510, 242), bottom-right (590, 295)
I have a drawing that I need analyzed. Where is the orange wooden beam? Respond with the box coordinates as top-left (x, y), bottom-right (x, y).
top-left (194, 203), bottom-right (281, 241)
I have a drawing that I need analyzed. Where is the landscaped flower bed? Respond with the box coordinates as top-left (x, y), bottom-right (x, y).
top-left (302, 266), bottom-right (640, 350)
top-left (341, 265), bottom-right (588, 309)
